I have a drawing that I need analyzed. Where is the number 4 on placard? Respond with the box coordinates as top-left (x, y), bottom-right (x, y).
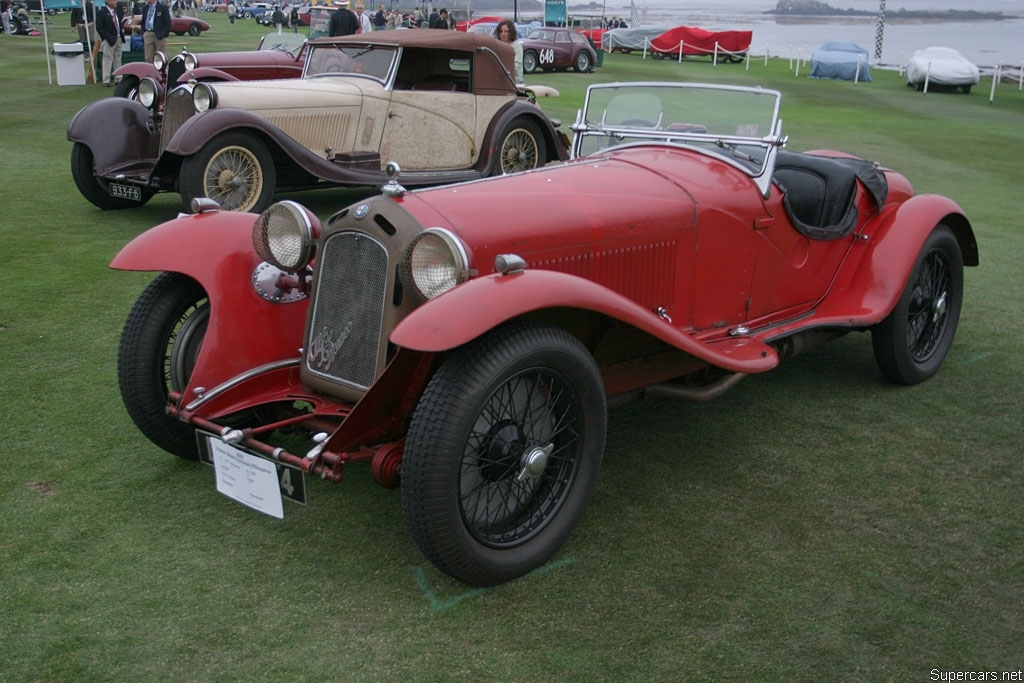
top-left (280, 468), bottom-right (295, 497)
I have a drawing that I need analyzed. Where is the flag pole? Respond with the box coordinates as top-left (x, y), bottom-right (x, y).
top-left (42, 0), bottom-right (53, 83)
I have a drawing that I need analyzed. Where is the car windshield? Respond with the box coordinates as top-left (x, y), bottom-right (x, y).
top-left (304, 44), bottom-right (398, 81)
top-left (571, 82), bottom-right (783, 178)
top-left (258, 33), bottom-right (306, 57)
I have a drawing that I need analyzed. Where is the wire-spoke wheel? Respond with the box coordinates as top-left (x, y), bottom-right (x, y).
top-left (493, 118), bottom-right (545, 176)
top-left (181, 131), bottom-right (276, 213)
top-left (872, 224), bottom-right (964, 385)
top-left (402, 323), bottom-right (606, 586)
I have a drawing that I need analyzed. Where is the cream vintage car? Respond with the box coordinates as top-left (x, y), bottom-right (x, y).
top-left (67, 31), bottom-right (568, 213)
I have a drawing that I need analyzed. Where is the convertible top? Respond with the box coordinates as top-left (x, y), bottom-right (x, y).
top-left (310, 31), bottom-right (516, 95)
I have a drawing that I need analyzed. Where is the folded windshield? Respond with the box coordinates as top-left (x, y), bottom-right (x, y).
top-left (571, 82), bottom-right (783, 177)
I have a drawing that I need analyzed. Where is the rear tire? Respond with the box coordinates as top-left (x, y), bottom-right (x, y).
top-left (574, 51), bottom-right (591, 72)
top-left (492, 117), bottom-right (545, 175)
top-left (871, 224), bottom-right (964, 385)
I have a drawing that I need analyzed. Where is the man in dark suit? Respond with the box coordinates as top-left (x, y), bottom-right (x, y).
top-left (140, 0), bottom-right (171, 63)
top-left (95, 0), bottom-right (125, 86)
top-left (327, 4), bottom-right (357, 37)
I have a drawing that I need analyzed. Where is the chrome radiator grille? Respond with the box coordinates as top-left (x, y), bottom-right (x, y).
top-left (305, 231), bottom-right (389, 391)
top-left (160, 87), bottom-right (195, 151)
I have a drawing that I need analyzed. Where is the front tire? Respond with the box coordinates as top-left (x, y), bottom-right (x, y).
top-left (118, 272), bottom-right (209, 460)
top-left (188, 22), bottom-right (201, 36)
top-left (71, 142), bottom-right (154, 210)
top-left (112, 75), bottom-right (140, 100)
top-left (180, 131), bottom-right (276, 213)
top-left (872, 224), bottom-right (964, 385)
top-left (523, 50), bottom-right (538, 74)
top-left (492, 117), bottom-right (545, 175)
top-left (401, 323), bottom-right (607, 586)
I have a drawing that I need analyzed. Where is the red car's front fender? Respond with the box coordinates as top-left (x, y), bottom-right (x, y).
top-left (110, 211), bottom-right (310, 409)
top-left (178, 67), bottom-right (241, 84)
top-left (811, 193), bottom-right (976, 326)
top-left (389, 269), bottom-right (778, 374)
top-left (113, 62), bottom-right (162, 82)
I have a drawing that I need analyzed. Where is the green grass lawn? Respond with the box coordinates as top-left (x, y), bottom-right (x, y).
top-left (2, 13), bottom-right (1023, 681)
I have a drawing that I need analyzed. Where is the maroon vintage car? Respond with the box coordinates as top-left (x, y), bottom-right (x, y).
top-left (111, 82), bottom-right (976, 586)
top-left (648, 25), bottom-right (752, 62)
top-left (111, 32), bottom-right (305, 101)
top-left (521, 26), bottom-right (598, 74)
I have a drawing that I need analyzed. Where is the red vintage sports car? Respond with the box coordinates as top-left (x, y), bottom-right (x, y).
top-left (648, 25), bottom-right (752, 61)
top-left (111, 81), bottom-right (977, 586)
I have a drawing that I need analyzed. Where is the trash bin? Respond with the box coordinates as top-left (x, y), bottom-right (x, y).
top-left (53, 42), bottom-right (86, 86)
top-left (595, 49), bottom-right (604, 67)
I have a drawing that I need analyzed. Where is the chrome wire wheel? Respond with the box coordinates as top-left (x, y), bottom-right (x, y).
top-left (202, 145), bottom-right (263, 211)
top-left (494, 118), bottom-right (545, 175)
top-left (182, 131), bottom-right (276, 213)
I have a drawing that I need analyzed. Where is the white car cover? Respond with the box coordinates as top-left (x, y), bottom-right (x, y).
top-left (906, 47), bottom-right (980, 87)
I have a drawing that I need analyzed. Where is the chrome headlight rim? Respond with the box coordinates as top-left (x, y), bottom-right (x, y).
top-left (252, 200), bottom-right (320, 272)
top-left (152, 51), bottom-right (167, 71)
top-left (183, 52), bottom-right (198, 71)
top-left (405, 228), bottom-right (470, 301)
top-left (192, 82), bottom-right (217, 113)
top-left (138, 77), bottom-right (162, 109)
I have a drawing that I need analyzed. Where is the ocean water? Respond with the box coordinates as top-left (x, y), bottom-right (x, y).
top-left (591, 0), bottom-right (1024, 67)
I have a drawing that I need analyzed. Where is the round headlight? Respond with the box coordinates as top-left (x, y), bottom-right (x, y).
top-left (138, 77), bottom-right (161, 109)
top-left (192, 83), bottom-right (216, 113)
top-left (406, 228), bottom-right (469, 300)
top-left (153, 51), bottom-right (166, 71)
top-left (183, 52), bottom-right (198, 71)
top-left (252, 201), bottom-right (320, 271)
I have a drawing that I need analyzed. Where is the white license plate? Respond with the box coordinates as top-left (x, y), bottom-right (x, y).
top-left (197, 434), bottom-right (306, 518)
top-left (109, 183), bottom-right (142, 201)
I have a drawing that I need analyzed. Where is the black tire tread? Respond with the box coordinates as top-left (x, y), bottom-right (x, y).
top-left (117, 272), bottom-right (206, 459)
top-left (401, 323), bottom-right (606, 586)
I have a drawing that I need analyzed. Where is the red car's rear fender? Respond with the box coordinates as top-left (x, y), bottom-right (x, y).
top-left (110, 211), bottom-right (309, 408)
top-left (812, 194), bottom-right (976, 326)
top-left (390, 269), bottom-right (778, 375)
